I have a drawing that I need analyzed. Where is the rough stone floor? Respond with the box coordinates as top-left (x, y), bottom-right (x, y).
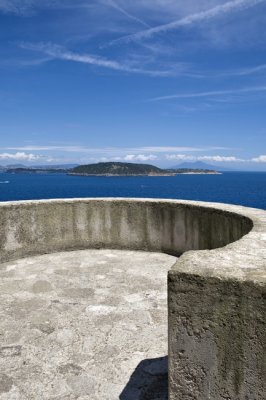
top-left (0, 249), bottom-right (176, 400)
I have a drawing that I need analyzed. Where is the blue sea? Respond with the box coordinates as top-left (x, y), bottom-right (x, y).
top-left (0, 172), bottom-right (265, 210)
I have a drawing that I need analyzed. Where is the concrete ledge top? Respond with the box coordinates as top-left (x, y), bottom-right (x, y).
top-left (0, 198), bottom-right (265, 285)
top-left (136, 198), bottom-right (266, 285)
top-left (160, 200), bottom-right (266, 285)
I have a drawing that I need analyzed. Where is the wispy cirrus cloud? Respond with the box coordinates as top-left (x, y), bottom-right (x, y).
top-left (8, 1), bottom-right (266, 82)
top-left (20, 42), bottom-right (127, 70)
top-left (4, 145), bottom-right (226, 154)
top-left (0, 0), bottom-right (55, 15)
top-left (0, 0), bottom-right (90, 15)
top-left (19, 41), bottom-right (190, 77)
top-left (0, 0), bottom-right (33, 14)
top-left (108, 0), bottom-right (266, 46)
top-left (0, 56), bottom-right (52, 68)
top-left (218, 64), bottom-right (266, 77)
top-left (135, 146), bottom-right (228, 153)
top-left (102, 0), bottom-right (150, 28)
top-left (149, 86), bottom-right (266, 102)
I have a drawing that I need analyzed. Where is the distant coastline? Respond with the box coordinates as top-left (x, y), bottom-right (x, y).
top-left (171, 169), bottom-right (222, 175)
top-left (3, 161), bottom-right (221, 176)
top-left (69, 172), bottom-right (176, 177)
top-left (69, 171), bottom-right (221, 176)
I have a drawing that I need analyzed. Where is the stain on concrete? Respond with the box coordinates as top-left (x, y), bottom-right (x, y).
top-left (62, 287), bottom-right (94, 298)
top-left (58, 363), bottom-right (83, 376)
top-left (0, 345), bottom-right (22, 357)
top-left (32, 280), bottom-right (52, 293)
top-left (36, 322), bottom-right (55, 335)
top-left (0, 373), bottom-right (13, 393)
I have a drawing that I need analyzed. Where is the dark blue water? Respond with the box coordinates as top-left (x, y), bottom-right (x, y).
top-left (0, 172), bottom-right (265, 210)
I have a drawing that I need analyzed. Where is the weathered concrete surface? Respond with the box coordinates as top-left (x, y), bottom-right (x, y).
top-left (0, 249), bottom-right (176, 400)
top-left (0, 198), bottom-right (265, 400)
top-left (168, 203), bottom-right (266, 400)
top-left (168, 273), bottom-right (266, 400)
top-left (0, 199), bottom-right (252, 264)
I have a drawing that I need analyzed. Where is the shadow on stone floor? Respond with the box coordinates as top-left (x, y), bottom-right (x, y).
top-left (119, 356), bottom-right (168, 400)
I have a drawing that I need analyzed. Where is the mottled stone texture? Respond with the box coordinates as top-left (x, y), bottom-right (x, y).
top-left (0, 198), bottom-right (265, 400)
top-left (168, 273), bottom-right (266, 400)
top-left (0, 249), bottom-right (173, 400)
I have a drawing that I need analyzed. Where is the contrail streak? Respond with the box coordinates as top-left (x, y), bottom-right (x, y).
top-left (110, 0), bottom-right (265, 45)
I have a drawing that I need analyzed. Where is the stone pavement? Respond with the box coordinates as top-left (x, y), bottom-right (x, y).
top-left (0, 249), bottom-right (176, 400)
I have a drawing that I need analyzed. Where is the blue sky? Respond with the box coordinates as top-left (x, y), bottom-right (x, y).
top-left (1, 0), bottom-right (266, 170)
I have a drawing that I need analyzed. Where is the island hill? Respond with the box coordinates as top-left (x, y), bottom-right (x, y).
top-left (69, 162), bottom-right (220, 176)
top-left (4, 162), bottom-right (220, 175)
top-left (70, 162), bottom-right (174, 176)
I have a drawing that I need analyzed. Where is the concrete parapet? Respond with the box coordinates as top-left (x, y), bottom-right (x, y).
top-left (0, 198), bottom-right (265, 399)
top-left (0, 198), bottom-right (252, 263)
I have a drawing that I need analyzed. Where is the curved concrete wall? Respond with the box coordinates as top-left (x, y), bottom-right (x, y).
top-left (0, 198), bottom-right (252, 263)
top-left (0, 198), bottom-right (265, 400)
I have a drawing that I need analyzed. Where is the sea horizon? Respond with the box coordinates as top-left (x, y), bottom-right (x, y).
top-left (1, 171), bottom-right (265, 210)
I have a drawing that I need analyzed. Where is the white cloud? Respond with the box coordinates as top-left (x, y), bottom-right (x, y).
top-left (165, 154), bottom-right (247, 163)
top-left (79, 152), bottom-right (251, 164)
top-left (0, 152), bottom-right (41, 161)
top-left (124, 154), bottom-right (157, 161)
top-left (124, 154), bottom-right (135, 161)
top-left (2, 148), bottom-right (265, 165)
top-left (82, 154), bottom-right (157, 163)
top-left (166, 154), bottom-right (194, 161)
top-left (199, 155), bottom-right (244, 162)
top-left (109, 0), bottom-right (265, 45)
top-left (251, 155), bottom-right (266, 162)
top-left (166, 154), bottom-right (266, 164)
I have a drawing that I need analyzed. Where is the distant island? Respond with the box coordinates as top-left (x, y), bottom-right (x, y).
top-left (6, 167), bottom-right (68, 174)
top-left (0, 163), bottom-right (79, 173)
top-left (70, 162), bottom-right (175, 176)
top-left (69, 162), bottom-right (220, 176)
top-left (3, 162), bottom-right (221, 176)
